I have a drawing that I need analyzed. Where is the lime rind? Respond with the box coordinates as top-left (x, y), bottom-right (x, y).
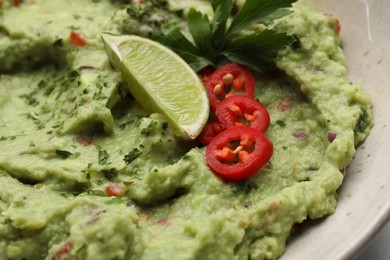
top-left (101, 33), bottom-right (209, 139)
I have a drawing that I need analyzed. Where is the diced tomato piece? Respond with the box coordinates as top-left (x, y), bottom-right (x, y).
top-left (205, 63), bottom-right (255, 110)
top-left (334, 18), bottom-right (341, 34)
top-left (11, 0), bottom-right (21, 7)
top-left (104, 182), bottom-right (126, 197)
top-left (324, 13), bottom-right (341, 34)
top-left (52, 241), bottom-right (72, 260)
top-left (205, 126), bottom-right (273, 181)
top-left (216, 96), bottom-right (270, 133)
top-left (70, 32), bottom-right (87, 47)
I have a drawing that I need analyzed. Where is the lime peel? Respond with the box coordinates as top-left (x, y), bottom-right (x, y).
top-left (101, 33), bottom-right (209, 139)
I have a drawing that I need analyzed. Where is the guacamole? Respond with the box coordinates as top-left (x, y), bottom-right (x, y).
top-left (0, 0), bottom-right (373, 259)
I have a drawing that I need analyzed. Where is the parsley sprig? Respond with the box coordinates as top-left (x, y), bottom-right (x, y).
top-left (157, 0), bottom-right (297, 72)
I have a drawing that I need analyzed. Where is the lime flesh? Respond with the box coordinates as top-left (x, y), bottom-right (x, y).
top-left (101, 33), bottom-right (209, 139)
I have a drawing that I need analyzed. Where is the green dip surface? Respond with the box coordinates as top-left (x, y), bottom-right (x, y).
top-left (0, 0), bottom-right (373, 259)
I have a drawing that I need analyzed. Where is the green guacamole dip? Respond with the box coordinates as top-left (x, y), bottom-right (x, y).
top-left (0, 0), bottom-right (373, 259)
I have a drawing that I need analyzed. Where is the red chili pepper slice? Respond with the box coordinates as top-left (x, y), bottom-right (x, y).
top-left (197, 119), bottom-right (224, 146)
top-left (70, 32), bottom-right (87, 47)
top-left (198, 65), bottom-right (215, 84)
top-left (216, 96), bottom-right (270, 133)
top-left (205, 126), bottom-right (273, 181)
top-left (205, 63), bottom-right (255, 111)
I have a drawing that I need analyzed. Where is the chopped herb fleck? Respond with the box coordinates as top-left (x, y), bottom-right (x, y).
top-left (20, 93), bottom-right (39, 107)
top-left (53, 38), bottom-right (63, 48)
top-left (162, 121), bottom-right (169, 130)
top-left (56, 150), bottom-right (73, 159)
top-left (119, 119), bottom-right (136, 129)
top-left (44, 84), bottom-right (56, 96)
top-left (117, 82), bottom-right (128, 98)
top-left (124, 148), bottom-right (143, 164)
top-left (181, 155), bottom-right (191, 160)
top-left (92, 87), bottom-right (107, 100)
top-left (232, 180), bottom-right (259, 194)
top-left (98, 149), bottom-right (110, 165)
top-left (354, 111), bottom-right (369, 134)
top-left (141, 120), bottom-right (158, 136)
top-left (276, 120), bottom-right (286, 127)
top-left (38, 80), bottom-right (46, 88)
top-left (59, 192), bottom-right (69, 198)
top-left (101, 168), bottom-right (118, 180)
top-left (69, 70), bottom-right (80, 79)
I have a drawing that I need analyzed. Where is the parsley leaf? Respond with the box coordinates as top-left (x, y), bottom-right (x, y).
top-left (226, 0), bottom-right (296, 37)
top-left (211, 0), bottom-right (233, 47)
top-left (187, 9), bottom-right (214, 60)
top-left (223, 29), bottom-right (294, 72)
top-left (157, 27), bottom-right (210, 70)
top-left (157, 0), bottom-right (297, 72)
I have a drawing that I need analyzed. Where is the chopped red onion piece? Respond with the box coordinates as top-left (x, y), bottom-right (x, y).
top-left (79, 65), bottom-right (95, 70)
top-left (293, 131), bottom-right (306, 140)
top-left (156, 218), bottom-right (170, 227)
top-left (327, 132), bottom-right (337, 143)
top-left (277, 97), bottom-right (292, 112)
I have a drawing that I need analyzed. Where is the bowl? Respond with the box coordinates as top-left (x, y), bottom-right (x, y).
top-left (282, 0), bottom-right (390, 259)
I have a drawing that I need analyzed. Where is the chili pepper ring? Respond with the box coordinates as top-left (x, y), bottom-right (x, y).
top-left (205, 126), bottom-right (273, 181)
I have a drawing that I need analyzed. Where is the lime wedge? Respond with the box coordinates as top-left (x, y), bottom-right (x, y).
top-left (101, 33), bottom-right (209, 139)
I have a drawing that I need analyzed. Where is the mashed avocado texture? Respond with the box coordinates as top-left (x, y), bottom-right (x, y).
top-left (0, 0), bottom-right (372, 259)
